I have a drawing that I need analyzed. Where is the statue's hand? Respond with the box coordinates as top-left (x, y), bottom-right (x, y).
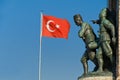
top-left (112, 37), bottom-right (116, 46)
top-left (91, 20), bottom-right (100, 24)
top-left (91, 20), bottom-right (96, 24)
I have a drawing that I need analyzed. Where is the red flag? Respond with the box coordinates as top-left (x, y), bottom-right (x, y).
top-left (42, 14), bottom-right (70, 39)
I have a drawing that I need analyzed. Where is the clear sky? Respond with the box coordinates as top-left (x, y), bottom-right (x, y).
top-left (1, 0), bottom-right (106, 80)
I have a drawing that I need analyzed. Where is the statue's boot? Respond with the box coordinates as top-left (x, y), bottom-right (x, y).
top-left (109, 55), bottom-right (116, 73)
top-left (109, 54), bottom-right (113, 64)
top-left (82, 62), bottom-right (88, 75)
top-left (96, 58), bottom-right (103, 73)
top-left (92, 58), bottom-right (98, 72)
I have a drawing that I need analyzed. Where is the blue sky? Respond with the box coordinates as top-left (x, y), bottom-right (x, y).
top-left (0, 0), bottom-right (106, 80)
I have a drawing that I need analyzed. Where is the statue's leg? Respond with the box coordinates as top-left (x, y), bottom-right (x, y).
top-left (102, 41), bottom-right (115, 72)
top-left (96, 46), bottom-right (103, 72)
top-left (81, 50), bottom-right (88, 75)
top-left (88, 50), bottom-right (98, 72)
top-left (102, 41), bottom-right (113, 64)
top-left (88, 41), bottom-right (98, 50)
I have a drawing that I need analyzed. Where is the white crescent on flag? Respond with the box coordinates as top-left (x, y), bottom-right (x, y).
top-left (46, 20), bottom-right (60, 32)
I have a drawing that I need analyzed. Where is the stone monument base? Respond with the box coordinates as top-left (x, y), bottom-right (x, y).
top-left (78, 71), bottom-right (115, 80)
top-left (78, 76), bottom-right (115, 80)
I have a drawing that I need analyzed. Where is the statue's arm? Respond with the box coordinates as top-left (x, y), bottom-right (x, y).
top-left (78, 23), bottom-right (87, 38)
top-left (91, 19), bottom-right (100, 24)
top-left (104, 19), bottom-right (116, 44)
top-left (104, 20), bottom-right (115, 38)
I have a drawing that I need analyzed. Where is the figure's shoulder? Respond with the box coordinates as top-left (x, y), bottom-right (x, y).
top-left (82, 22), bottom-right (89, 26)
top-left (103, 19), bottom-right (112, 24)
top-left (82, 22), bottom-right (91, 28)
top-left (83, 22), bottom-right (88, 25)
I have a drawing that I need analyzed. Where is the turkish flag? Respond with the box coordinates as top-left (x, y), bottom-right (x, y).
top-left (42, 15), bottom-right (70, 39)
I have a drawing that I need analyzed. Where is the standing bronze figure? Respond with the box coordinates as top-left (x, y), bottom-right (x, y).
top-left (73, 14), bottom-right (98, 75)
top-left (92, 8), bottom-right (116, 73)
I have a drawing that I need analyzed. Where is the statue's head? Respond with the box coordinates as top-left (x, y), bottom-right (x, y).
top-left (99, 8), bottom-right (108, 18)
top-left (73, 14), bottom-right (83, 26)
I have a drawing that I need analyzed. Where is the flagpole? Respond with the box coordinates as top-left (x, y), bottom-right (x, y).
top-left (39, 12), bottom-right (43, 80)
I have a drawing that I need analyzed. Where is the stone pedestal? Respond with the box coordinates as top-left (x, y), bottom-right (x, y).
top-left (116, 76), bottom-right (120, 80)
top-left (78, 71), bottom-right (115, 80)
top-left (78, 76), bottom-right (115, 80)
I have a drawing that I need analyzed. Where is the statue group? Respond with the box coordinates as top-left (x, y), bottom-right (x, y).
top-left (73, 8), bottom-right (117, 77)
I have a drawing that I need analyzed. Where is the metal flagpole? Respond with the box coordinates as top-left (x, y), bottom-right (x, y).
top-left (39, 12), bottom-right (43, 80)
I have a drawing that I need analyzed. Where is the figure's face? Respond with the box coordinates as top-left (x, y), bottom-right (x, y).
top-left (74, 17), bottom-right (82, 26)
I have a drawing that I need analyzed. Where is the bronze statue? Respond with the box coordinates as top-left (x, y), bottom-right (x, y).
top-left (73, 14), bottom-right (98, 75)
top-left (92, 8), bottom-right (116, 73)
